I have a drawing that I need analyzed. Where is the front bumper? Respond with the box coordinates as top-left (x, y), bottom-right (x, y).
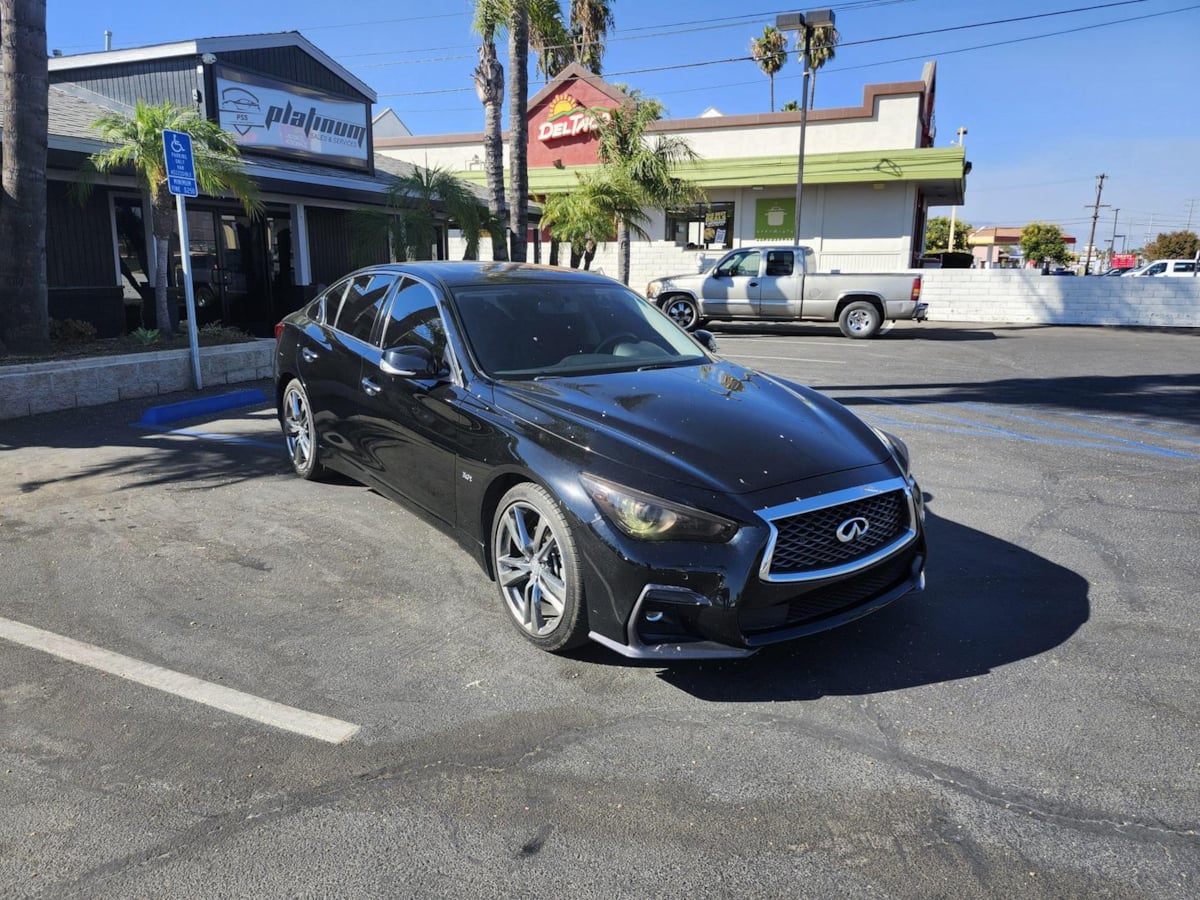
top-left (589, 548), bottom-right (925, 660)
top-left (577, 469), bottom-right (927, 660)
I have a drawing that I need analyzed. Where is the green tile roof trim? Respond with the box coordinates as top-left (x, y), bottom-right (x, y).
top-left (452, 147), bottom-right (966, 193)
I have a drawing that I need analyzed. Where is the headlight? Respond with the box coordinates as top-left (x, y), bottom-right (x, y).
top-left (646, 281), bottom-right (660, 299)
top-left (871, 427), bottom-right (911, 474)
top-left (581, 474), bottom-right (738, 542)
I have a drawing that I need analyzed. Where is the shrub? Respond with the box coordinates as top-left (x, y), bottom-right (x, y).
top-left (49, 318), bottom-right (98, 343)
top-left (131, 327), bottom-right (161, 346)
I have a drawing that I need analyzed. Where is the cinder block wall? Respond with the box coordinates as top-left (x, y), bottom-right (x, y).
top-left (915, 270), bottom-right (1200, 328)
top-left (0, 341), bottom-right (275, 420)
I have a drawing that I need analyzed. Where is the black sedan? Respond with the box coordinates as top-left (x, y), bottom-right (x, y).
top-left (273, 263), bottom-right (926, 660)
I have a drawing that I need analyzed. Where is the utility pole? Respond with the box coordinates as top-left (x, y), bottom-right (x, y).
top-left (1083, 173), bottom-right (1108, 275)
top-left (1185, 199), bottom-right (1199, 230)
top-left (1107, 208), bottom-right (1120, 266)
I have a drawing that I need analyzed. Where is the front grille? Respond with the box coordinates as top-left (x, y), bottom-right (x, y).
top-left (767, 489), bottom-right (909, 577)
top-left (740, 553), bottom-right (913, 635)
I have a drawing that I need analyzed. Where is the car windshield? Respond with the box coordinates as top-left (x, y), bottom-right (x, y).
top-left (450, 281), bottom-right (708, 379)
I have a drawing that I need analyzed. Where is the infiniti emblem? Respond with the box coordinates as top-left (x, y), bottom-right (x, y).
top-left (835, 516), bottom-right (870, 543)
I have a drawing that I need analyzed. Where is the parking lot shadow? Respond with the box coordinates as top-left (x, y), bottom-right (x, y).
top-left (830, 371), bottom-right (1200, 428)
top-left (709, 322), bottom-right (1002, 341)
top-left (650, 509), bottom-right (1089, 701)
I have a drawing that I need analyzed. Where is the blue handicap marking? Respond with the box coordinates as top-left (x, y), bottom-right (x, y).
top-left (163, 129), bottom-right (198, 197)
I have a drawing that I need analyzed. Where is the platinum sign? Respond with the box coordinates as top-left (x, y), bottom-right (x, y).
top-left (216, 70), bottom-right (369, 165)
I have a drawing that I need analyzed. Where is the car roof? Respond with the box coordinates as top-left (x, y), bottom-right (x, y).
top-left (345, 261), bottom-right (623, 290)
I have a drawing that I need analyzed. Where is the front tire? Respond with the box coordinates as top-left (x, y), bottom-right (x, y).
top-left (838, 300), bottom-right (882, 339)
top-left (491, 483), bottom-right (588, 652)
top-left (662, 295), bottom-right (703, 332)
top-left (280, 378), bottom-right (323, 480)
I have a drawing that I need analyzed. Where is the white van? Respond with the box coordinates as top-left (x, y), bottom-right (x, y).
top-left (1124, 259), bottom-right (1197, 277)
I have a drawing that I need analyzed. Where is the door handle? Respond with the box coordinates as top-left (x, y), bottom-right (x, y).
top-left (361, 377), bottom-right (382, 397)
top-left (301, 348), bottom-right (318, 363)
top-left (749, 281), bottom-right (758, 287)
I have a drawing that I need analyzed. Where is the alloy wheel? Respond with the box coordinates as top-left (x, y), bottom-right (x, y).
top-left (283, 384), bottom-right (315, 475)
top-left (494, 501), bottom-right (568, 637)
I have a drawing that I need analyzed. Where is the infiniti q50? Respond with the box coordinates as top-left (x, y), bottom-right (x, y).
top-left (274, 262), bottom-right (926, 659)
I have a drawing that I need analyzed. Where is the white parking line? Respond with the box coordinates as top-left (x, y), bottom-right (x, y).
top-left (0, 616), bottom-right (359, 744)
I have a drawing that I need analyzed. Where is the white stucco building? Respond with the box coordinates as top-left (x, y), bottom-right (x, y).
top-left (376, 61), bottom-right (966, 288)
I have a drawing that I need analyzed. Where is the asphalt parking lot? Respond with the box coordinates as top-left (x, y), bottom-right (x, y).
top-left (1, 321), bottom-right (1197, 898)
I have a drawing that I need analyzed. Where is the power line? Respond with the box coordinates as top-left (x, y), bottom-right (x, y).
top-left (350, 0), bottom-right (1152, 70)
top-left (374, 2), bottom-right (1199, 98)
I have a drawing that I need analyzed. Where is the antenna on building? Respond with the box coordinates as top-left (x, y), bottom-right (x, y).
top-left (104, 30), bottom-right (112, 51)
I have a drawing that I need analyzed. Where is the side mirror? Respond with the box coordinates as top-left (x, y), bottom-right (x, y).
top-left (380, 345), bottom-right (446, 378)
top-left (693, 329), bottom-right (718, 353)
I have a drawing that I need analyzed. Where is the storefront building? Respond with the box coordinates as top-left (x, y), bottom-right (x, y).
top-left (376, 62), bottom-right (967, 288)
top-left (20, 32), bottom-right (432, 337)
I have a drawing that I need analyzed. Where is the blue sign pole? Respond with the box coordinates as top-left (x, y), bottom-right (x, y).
top-left (163, 130), bottom-right (203, 389)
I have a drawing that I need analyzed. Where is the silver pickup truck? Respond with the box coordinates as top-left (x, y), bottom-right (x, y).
top-left (645, 245), bottom-right (927, 339)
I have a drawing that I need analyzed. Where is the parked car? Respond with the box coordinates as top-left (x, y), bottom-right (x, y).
top-left (274, 263), bottom-right (927, 660)
top-left (1123, 259), bottom-right (1197, 277)
top-left (644, 246), bottom-right (927, 338)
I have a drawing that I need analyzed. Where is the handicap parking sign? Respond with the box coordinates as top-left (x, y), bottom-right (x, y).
top-left (163, 129), bottom-right (198, 197)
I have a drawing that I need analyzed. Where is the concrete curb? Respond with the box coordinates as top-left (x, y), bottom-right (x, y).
top-left (136, 388), bottom-right (270, 426)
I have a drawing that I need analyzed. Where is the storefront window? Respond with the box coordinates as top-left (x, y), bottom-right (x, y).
top-left (666, 202), bottom-right (735, 250)
top-left (113, 197), bottom-right (150, 301)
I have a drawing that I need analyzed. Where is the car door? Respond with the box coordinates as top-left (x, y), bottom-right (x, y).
top-left (703, 249), bottom-right (761, 317)
top-left (295, 278), bottom-right (357, 468)
top-left (755, 249), bottom-right (803, 319)
top-left (314, 271), bottom-right (401, 476)
top-left (354, 276), bottom-right (463, 524)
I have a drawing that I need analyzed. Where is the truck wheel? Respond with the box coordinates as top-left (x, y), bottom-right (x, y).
top-left (838, 301), bottom-right (882, 339)
top-left (663, 296), bottom-right (702, 331)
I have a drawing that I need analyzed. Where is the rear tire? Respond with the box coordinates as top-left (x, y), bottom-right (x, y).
top-left (280, 378), bottom-right (323, 480)
top-left (838, 300), bottom-right (882, 339)
top-left (491, 483), bottom-right (588, 653)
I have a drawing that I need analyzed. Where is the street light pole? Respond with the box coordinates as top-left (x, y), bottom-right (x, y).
top-left (947, 126), bottom-right (967, 253)
top-left (778, 9), bottom-right (835, 247)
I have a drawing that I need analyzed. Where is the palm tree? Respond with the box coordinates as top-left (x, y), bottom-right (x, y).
top-left (781, 99), bottom-right (801, 112)
top-left (85, 100), bottom-right (262, 337)
top-left (806, 23), bottom-right (839, 107)
top-left (0, 0), bottom-right (50, 354)
top-left (540, 171), bottom-right (644, 270)
top-left (507, 0), bottom-right (530, 262)
top-left (570, 0), bottom-right (615, 74)
top-left (529, 0), bottom-right (572, 80)
top-left (749, 25), bottom-right (787, 112)
top-left (385, 166), bottom-right (490, 261)
top-left (594, 93), bottom-right (701, 285)
top-left (473, 0), bottom-right (510, 262)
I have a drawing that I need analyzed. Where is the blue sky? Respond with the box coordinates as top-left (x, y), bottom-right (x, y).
top-left (48, 0), bottom-right (1200, 247)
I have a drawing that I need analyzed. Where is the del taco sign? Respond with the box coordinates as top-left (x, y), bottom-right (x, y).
top-left (537, 93), bottom-right (613, 142)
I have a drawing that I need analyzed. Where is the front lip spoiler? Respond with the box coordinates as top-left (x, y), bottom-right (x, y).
top-left (589, 584), bottom-right (758, 661)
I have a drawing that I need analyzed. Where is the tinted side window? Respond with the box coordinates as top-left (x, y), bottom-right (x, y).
top-left (765, 251), bottom-right (794, 277)
top-left (332, 273), bottom-right (396, 341)
top-left (381, 278), bottom-right (446, 359)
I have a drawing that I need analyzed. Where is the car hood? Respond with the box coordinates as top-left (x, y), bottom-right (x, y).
top-left (652, 271), bottom-right (705, 285)
top-left (493, 361), bottom-right (889, 494)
